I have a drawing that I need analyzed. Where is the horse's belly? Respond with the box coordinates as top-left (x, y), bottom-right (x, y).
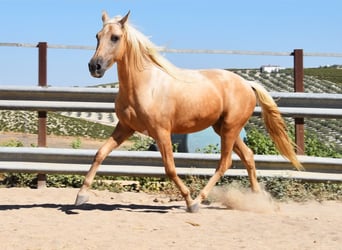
top-left (171, 91), bottom-right (223, 133)
top-left (172, 107), bottom-right (221, 134)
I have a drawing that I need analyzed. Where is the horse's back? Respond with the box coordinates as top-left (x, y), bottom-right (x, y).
top-left (193, 68), bottom-right (256, 107)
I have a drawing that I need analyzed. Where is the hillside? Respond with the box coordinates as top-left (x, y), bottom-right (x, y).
top-left (232, 69), bottom-right (341, 152)
top-left (304, 66), bottom-right (342, 86)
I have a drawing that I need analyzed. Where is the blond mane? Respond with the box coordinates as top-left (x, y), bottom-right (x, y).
top-left (106, 16), bottom-right (180, 78)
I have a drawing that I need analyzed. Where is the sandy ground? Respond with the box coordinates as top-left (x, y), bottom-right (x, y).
top-left (0, 187), bottom-right (341, 250)
top-left (1, 132), bottom-right (342, 249)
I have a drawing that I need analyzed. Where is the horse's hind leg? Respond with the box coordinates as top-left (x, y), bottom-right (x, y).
top-left (75, 122), bottom-right (134, 205)
top-left (233, 137), bottom-right (261, 192)
top-left (191, 124), bottom-right (240, 211)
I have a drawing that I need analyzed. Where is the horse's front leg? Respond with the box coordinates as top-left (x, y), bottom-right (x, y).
top-left (155, 130), bottom-right (194, 211)
top-left (75, 122), bottom-right (134, 205)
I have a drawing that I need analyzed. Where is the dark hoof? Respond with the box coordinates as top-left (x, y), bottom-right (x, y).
top-left (187, 202), bottom-right (200, 213)
top-left (75, 194), bottom-right (89, 206)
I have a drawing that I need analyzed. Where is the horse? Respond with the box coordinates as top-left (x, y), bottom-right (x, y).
top-left (75, 11), bottom-right (303, 212)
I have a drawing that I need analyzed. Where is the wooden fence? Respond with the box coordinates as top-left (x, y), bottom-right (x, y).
top-left (0, 86), bottom-right (341, 117)
top-left (0, 86), bottom-right (341, 183)
top-left (0, 147), bottom-right (341, 181)
top-left (0, 42), bottom-right (342, 185)
top-left (2, 42), bottom-right (342, 152)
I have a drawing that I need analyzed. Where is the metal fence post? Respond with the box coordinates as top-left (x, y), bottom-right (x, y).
top-left (37, 42), bottom-right (47, 188)
top-left (292, 49), bottom-right (305, 155)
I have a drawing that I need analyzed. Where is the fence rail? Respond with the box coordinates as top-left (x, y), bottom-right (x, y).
top-left (0, 86), bottom-right (341, 181)
top-left (0, 147), bottom-right (341, 181)
top-left (0, 86), bottom-right (341, 118)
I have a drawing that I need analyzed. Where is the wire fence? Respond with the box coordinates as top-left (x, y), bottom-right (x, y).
top-left (2, 42), bottom-right (342, 57)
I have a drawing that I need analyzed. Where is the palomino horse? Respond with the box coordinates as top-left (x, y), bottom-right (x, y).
top-left (76, 11), bottom-right (303, 212)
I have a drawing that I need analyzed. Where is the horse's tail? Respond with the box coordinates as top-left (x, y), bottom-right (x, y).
top-left (248, 81), bottom-right (304, 171)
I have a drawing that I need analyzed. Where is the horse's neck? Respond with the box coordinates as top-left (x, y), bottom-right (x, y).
top-left (117, 58), bottom-right (152, 97)
top-left (117, 61), bottom-right (132, 89)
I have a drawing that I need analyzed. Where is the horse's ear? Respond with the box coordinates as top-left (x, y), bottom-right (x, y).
top-left (102, 11), bottom-right (109, 23)
top-left (119, 11), bottom-right (130, 27)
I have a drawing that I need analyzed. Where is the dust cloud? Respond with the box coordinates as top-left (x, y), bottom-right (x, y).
top-left (209, 182), bottom-right (279, 213)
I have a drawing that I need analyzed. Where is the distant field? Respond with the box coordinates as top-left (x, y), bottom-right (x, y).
top-left (273, 67), bottom-right (342, 87)
top-left (304, 67), bottom-right (342, 86)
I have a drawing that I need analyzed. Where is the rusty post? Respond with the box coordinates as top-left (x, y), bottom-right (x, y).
top-left (37, 42), bottom-right (47, 188)
top-left (292, 49), bottom-right (305, 155)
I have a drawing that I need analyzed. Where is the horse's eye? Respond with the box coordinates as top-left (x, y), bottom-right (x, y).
top-left (111, 35), bottom-right (120, 43)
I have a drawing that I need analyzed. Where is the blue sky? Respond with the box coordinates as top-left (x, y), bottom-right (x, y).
top-left (1, 0), bottom-right (341, 87)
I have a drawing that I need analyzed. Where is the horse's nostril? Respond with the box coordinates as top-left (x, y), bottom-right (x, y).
top-left (88, 62), bottom-right (96, 72)
top-left (88, 60), bottom-right (102, 72)
top-left (88, 58), bottom-right (104, 77)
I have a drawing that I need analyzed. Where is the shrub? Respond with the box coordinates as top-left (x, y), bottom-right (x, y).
top-left (0, 139), bottom-right (24, 147)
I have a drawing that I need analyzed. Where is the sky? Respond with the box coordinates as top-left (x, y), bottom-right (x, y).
top-left (0, 0), bottom-right (341, 87)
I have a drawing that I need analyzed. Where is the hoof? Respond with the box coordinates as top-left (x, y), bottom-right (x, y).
top-left (75, 193), bottom-right (89, 206)
top-left (187, 202), bottom-right (200, 213)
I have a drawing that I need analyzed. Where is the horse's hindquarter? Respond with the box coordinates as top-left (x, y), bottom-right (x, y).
top-left (169, 69), bottom-right (256, 133)
top-left (208, 69), bottom-right (256, 115)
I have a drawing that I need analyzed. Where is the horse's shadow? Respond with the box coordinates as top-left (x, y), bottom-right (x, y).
top-left (0, 203), bottom-right (184, 215)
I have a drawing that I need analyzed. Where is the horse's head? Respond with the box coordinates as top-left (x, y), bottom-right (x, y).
top-left (88, 11), bottom-right (130, 78)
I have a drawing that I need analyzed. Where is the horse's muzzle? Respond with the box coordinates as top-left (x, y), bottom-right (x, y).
top-left (88, 57), bottom-right (105, 78)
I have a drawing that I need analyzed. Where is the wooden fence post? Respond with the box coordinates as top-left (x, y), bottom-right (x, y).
top-left (292, 49), bottom-right (305, 155)
top-left (37, 42), bottom-right (47, 188)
